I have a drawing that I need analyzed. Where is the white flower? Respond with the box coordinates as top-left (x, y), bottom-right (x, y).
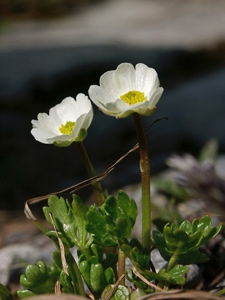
top-left (31, 94), bottom-right (93, 147)
top-left (88, 63), bottom-right (163, 118)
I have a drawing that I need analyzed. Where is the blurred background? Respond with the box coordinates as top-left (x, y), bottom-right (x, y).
top-left (0, 0), bottom-right (225, 210)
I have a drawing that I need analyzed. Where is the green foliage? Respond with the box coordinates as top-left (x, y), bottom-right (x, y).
top-left (41, 192), bottom-right (123, 295)
top-left (86, 191), bottom-right (138, 246)
top-left (17, 260), bottom-right (61, 298)
top-left (17, 189), bottom-right (222, 298)
top-left (18, 191), bottom-right (222, 298)
top-left (0, 284), bottom-right (12, 300)
top-left (78, 253), bottom-right (116, 293)
top-left (121, 238), bottom-right (150, 270)
top-left (156, 265), bottom-right (189, 285)
top-left (43, 194), bottom-right (90, 250)
top-left (153, 215), bottom-right (222, 266)
top-left (101, 285), bottom-right (130, 300)
top-left (129, 288), bottom-right (147, 300)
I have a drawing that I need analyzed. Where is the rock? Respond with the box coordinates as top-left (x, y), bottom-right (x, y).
top-left (0, 244), bottom-right (52, 285)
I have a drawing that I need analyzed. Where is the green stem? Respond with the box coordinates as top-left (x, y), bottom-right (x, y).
top-left (158, 253), bottom-right (179, 290)
top-left (133, 113), bottom-right (151, 252)
top-left (76, 142), bottom-right (105, 206)
top-left (117, 248), bottom-right (125, 285)
top-left (166, 253), bottom-right (178, 272)
top-left (65, 249), bottom-right (86, 296)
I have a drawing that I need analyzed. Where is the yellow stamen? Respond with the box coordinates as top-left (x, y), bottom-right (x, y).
top-left (120, 90), bottom-right (146, 105)
top-left (59, 121), bottom-right (75, 135)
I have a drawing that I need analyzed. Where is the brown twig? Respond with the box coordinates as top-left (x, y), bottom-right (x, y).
top-left (24, 142), bottom-right (139, 221)
top-left (132, 266), bottom-right (164, 292)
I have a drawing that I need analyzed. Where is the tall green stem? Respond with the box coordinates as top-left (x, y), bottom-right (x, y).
top-left (76, 142), bottom-right (105, 206)
top-left (65, 249), bottom-right (86, 296)
top-left (117, 248), bottom-right (125, 285)
top-left (133, 113), bottom-right (151, 252)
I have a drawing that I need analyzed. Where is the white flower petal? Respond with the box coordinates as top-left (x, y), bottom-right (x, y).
top-left (105, 99), bottom-right (129, 114)
top-left (52, 97), bottom-right (77, 123)
top-left (31, 126), bottom-right (55, 144)
top-left (76, 93), bottom-right (93, 117)
top-left (89, 85), bottom-right (118, 110)
top-left (38, 111), bottom-right (61, 134)
top-left (88, 62), bottom-right (163, 118)
top-left (99, 70), bottom-right (115, 89)
top-left (148, 87), bottom-right (164, 107)
top-left (114, 63), bottom-right (136, 92)
top-left (31, 94), bottom-right (93, 146)
top-left (135, 63), bottom-right (159, 94)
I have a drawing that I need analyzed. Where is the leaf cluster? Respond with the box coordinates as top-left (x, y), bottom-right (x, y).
top-left (16, 193), bottom-right (222, 298)
top-left (153, 215), bottom-right (222, 265)
top-left (17, 260), bottom-right (61, 298)
top-left (86, 191), bottom-right (138, 246)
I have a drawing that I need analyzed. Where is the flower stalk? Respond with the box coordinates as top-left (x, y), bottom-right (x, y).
top-left (133, 113), bottom-right (151, 252)
top-left (76, 142), bottom-right (105, 207)
top-left (117, 248), bottom-right (126, 286)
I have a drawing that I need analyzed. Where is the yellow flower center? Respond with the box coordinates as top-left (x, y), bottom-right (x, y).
top-left (120, 90), bottom-right (146, 105)
top-left (59, 121), bottom-right (76, 135)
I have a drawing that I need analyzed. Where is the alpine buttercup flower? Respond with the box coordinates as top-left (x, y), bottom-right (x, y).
top-left (31, 94), bottom-right (93, 147)
top-left (88, 63), bottom-right (163, 118)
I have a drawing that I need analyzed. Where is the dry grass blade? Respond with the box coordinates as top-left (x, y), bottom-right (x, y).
top-left (49, 213), bottom-right (68, 275)
top-left (139, 289), bottom-right (223, 300)
top-left (24, 142), bottom-right (139, 221)
top-left (102, 274), bottom-right (125, 300)
top-left (132, 266), bottom-right (164, 292)
top-left (24, 117), bottom-right (167, 221)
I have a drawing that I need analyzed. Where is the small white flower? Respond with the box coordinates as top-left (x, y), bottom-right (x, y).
top-left (31, 94), bottom-right (93, 147)
top-left (88, 63), bottom-right (163, 118)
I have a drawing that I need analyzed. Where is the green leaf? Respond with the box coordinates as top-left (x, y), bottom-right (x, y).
top-left (105, 267), bottom-right (116, 284)
top-left (18, 261), bottom-right (58, 295)
top-left (78, 260), bottom-right (90, 286)
top-left (130, 289), bottom-right (147, 300)
top-left (102, 285), bottom-right (130, 300)
top-left (164, 225), bottom-right (202, 254)
top-left (71, 194), bottom-right (89, 246)
top-left (90, 263), bottom-right (106, 292)
top-left (179, 220), bottom-right (192, 234)
top-left (177, 250), bottom-right (209, 265)
top-left (43, 194), bottom-right (89, 249)
top-left (167, 265), bottom-right (189, 285)
top-left (0, 284), bottom-right (11, 299)
top-left (194, 216), bottom-right (222, 247)
top-left (192, 215), bottom-right (212, 233)
top-left (17, 290), bottom-right (36, 298)
top-left (153, 216), bottom-right (221, 266)
top-left (60, 271), bottom-right (74, 293)
top-left (121, 239), bottom-right (150, 270)
top-left (117, 191), bottom-right (138, 226)
top-left (152, 265), bottom-right (189, 285)
top-left (86, 205), bottom-right (117, 246)
top-left (152, 230), bottom-right (172, 261)
top-left (86, 191), bottom-right (138, 246)
top-left (116, 216), bottom-right (132, 238)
